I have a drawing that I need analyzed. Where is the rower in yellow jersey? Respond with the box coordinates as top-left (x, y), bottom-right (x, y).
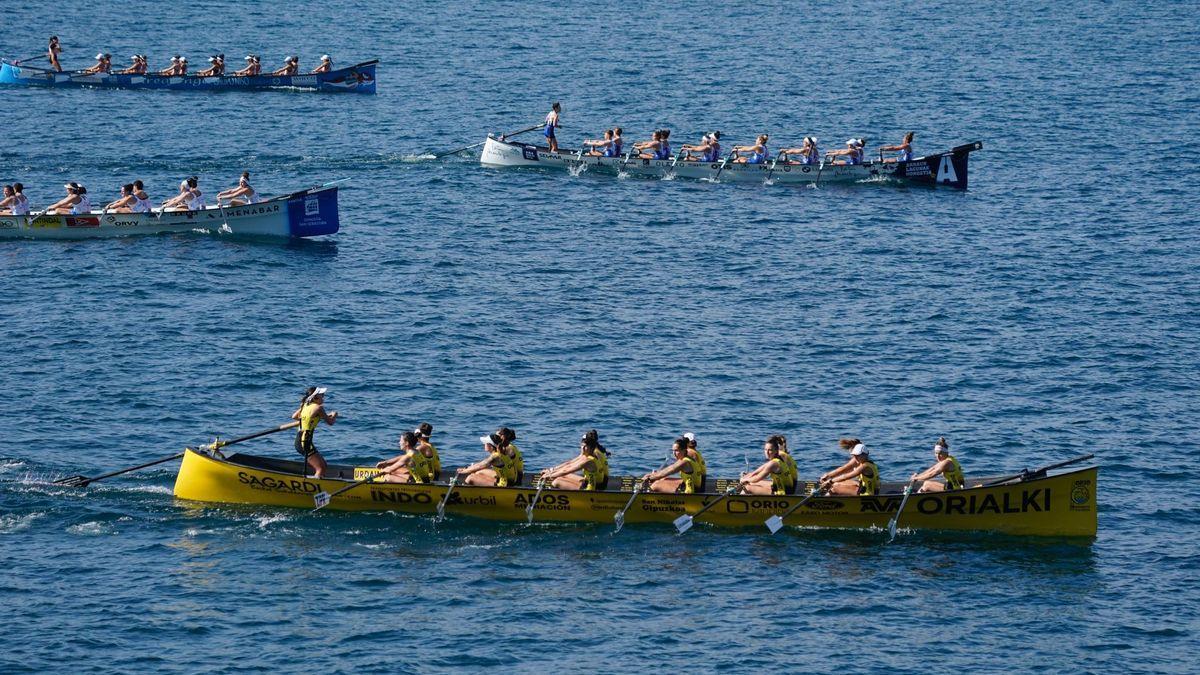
top-left (774, 434), bottom-right (799, 494)
top-left (911, 437), bottom-right (966, 492)
top-left (682, 432), bottom-right (708, 490)
top-left (414, 422), bottom-right (442, 482)
top-left (459, 433), bottom-right (518, 486)
top-left (290, 386), bottom-right (337, 479)
top-left (540, 429), bottom-right (610, 490)
top-left (819, 439), bottom-right (880, 496)
top-left (644, 437), bottom-right (702, 493)
top-left (496, 427), bottom-right (524, 486)
top-left (739, 437), bottom-right (789, 495)
top-left (374, 430), bottom-right (440, 483)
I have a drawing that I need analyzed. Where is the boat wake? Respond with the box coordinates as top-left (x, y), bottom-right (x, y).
top-left (567, 163), bottom-right (588, 178)
top-left (0, 512), bottom-right (43, 533)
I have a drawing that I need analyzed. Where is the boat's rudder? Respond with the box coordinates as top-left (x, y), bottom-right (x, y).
top-left (287, 187), bottom-right (339, 237)
top-left (900, 140), bottom-right (982, 189)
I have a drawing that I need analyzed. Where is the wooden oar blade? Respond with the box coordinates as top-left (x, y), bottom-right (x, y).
top-left (673, 514), bottom-right (694, 534)
top-left (312, 491), bottom-right (331, 510)
top-left (765, 514), bottom-right (785, 534)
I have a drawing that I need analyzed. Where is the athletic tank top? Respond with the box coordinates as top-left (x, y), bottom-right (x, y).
top-left (71, 195), bottom-right (91, 214)
top-left (491, 450), bottom-right (517, 487)
top-left (706, 142), bottom-right (720, 162)
top-left (943, 455), bottom-right (964, 490)
top-left (679, 456), bottom-right (700, 494)
top-left (656, 141), bottom-right (671, 160)
top-left (582, 451), bottom-right (609, 491)
top-left (898, 148), bottom-right (913, 162)
top-left (690, 448), bottom-right (707, 478)
top-left (769, 459), bottom-right (789, 495)
top-left (409, 445), bottom-right (437, 484)
top-left (299, 403), bottom-right (321, 433)
top-left (857, 460), bottom-right (880, 495)
top-left (750, 145), bottom-right (768, 164)
top-left (186, 191), bottom-right (205, 211)
top-left (132, 196), bottom-right (152, 213)
top-left (12, 194), bottom-right (29, 215)
top-left (779, 451), bottom-right (798, 490)
top-left (612, 139), bottom-right (622, 156)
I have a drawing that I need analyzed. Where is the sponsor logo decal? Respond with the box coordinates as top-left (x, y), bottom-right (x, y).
top-left (370, 490), bottom-right (433, 505)
top-left (906, 161), bottom-right (931, 177)
top-left (806, 498), bottom-right (843, 511)
top-left (304, 195), bottom-right (319, 216)
top-left (727, 498), bottom-right (791, 514)
top-left (936, 155), bottom-right (958, 183)
top-left (66, 217), bottom-right (100, 228)
top-left (514, 493), bottom-right (571, 511)
top-left (237, 471), bottom-right (319, 494)
top-left (915, 489), bottom-right (1051, 516)
top-left (1070, 479), bottom-right (1092, 511)
top-left (0, 219), bottom-right (16, 229)
top-left (522, 146), bottom-right (539, 161)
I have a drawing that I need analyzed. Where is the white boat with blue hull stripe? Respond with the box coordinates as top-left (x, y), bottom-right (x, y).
top-left (0, 59), bottom-right (378, 94)
top-left (481, 136), bottom-right (982, 189)
top-left (0, 186), bottom-right (340, 240)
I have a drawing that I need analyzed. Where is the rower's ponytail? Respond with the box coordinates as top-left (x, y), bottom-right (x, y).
top-left (301, 386), bottom-right (316, 406)
top-left (839, 438), bottom-right (861, 450)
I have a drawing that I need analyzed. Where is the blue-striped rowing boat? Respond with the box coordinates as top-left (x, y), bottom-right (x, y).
top-left (0, 59), bottom-right (378, 94)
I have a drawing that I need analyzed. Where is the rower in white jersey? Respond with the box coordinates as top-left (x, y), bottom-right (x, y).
top-left (183, 177), bottom-right (205, 210)
top-left (0, 184), bottom-right (21, 215)
top-left (879, 132), bottom-right (915, 163)
top-left (104, 184), bottom-right (138, 213)
top-left (161, 180), bottom-right (192, 211)
top-left (310, 55), bottom-right (332, 74)
top-left (216, 172), bottom-right (263, 206)
top-left (778, 137), bottom-right (820, 165)
top-left (45, 183), bottom-right (82, 215)
top-left (681, 131), bottom-right (721, 162)
top-left (130, 180), bottom-right (152, 212)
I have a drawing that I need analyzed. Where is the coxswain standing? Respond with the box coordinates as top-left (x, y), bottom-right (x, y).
top-left (311, 55), bottom-right (333, 74)
top-left (291, 387), bottom-right (337, 479)
top-left (819, 440), bottom-right (880, 496)
top-left (80, 53), bottom-right (112, 75)
top-left (879, 132), bottom-right (915, 163)
top-left (539, 429), bottom-right (610, 490)
top-left (910, 437), bottom-right (966, 492)
top-left (543, 102), bottom-right (562, 152)
top-left (216, 172), bottom-right (262, 206)
top-left (47, 36), bottom-right (63, 72)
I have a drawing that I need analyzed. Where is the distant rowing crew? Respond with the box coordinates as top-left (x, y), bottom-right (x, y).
top-left (292, 387), bottom-right (970, 497)
top-left (0, 173), bottom-right (266, 216)
top-left (540, 101), bottom-right (916, 166)
top-left (34, 36), bottom-right (337, 76)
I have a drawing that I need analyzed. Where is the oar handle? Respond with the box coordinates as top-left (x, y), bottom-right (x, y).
top-left (209, 420), bottom-right (300, 450)
top-left (980, 453), bottom-right (1095, 487)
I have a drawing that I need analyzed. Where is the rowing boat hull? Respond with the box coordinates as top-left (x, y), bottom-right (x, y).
top-left (0, 60), bottom-right (377, 93)
top-left (0, 186), bottom-right (339, 239)
top-left (173, 449), bottom-right (1097, 536)
top-left (480, 136), bottom-right (980, 189)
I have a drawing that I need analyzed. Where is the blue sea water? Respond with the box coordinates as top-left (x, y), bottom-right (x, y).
top-left (2, 0), bottom-right (1199, 672)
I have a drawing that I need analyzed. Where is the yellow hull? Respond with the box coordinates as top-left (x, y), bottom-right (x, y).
top-left (173, 449), bottom-right (1098, 536)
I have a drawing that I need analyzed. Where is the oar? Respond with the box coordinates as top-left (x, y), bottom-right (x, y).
top-left (711, 150), bottom-right (738, 182)
top-left (313, 468), bottom-right (392, 510)
top-left (12, 53), bottom-right (48, 66)
top-left (524, 476), bottom-right (548, 525)
top-left (980, 453), bottom-right (1095, 488)
top-left (613, 478), bottom-right (647, 533)
top-left (674, 483), bottom-right (742, 534)
top-left (53, 420), bottom-right (299, 487)
top-left (764, 150), bottom-right (786, 183)
top-left (764, 483), bottom-right (826, 534)
top-left (886, 479), bottom-right (920, 542)
top-left (434, 123), bottom-right (541, 159)
top-left (434, 475), bottom-right (460, 523)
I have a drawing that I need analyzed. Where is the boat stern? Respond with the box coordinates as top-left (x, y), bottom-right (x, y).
top-left (895, 141), bottom-right (982, 189)
top-left (480, 136), bottom-right (543, 167)
top-left (0, 61), bottom-right (21, 84)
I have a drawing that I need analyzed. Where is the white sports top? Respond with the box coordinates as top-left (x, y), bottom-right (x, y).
top-left (12, 194), bottom-right (30, 215)
top-left (185, 190), bottom-right (205, 211)
top-left (132, 195), bottom-right (152, 213)
top-left (72, 195), bottom-right (93, 214)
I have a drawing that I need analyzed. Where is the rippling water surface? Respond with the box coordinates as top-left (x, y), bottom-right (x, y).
top-left (2, 0), bottom-right (1199, 672)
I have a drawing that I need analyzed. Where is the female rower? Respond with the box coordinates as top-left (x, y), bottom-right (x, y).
top-left (819, 439), bottom-right (880, 496)
top-left (233, 55), bottom-right (261, 77)
top-left (47, 36), bottom-right (63, 72)
top-left (161, 180), bottom-right (191, 211)
top-left (879, 132), bottom-right (915, 163)
top-left (732, 134), bottom-right (769, 164)
top-left (459, 433), bottom-right (518, 487)
top-left (415, 422), bottom-right (441, 481)
top-left (826, 138), bottom-right (865, 165)
top-left (116, 55), bottom-right (143, 74)
top-left (216, 172), bottom-right (262, 206)
top-left (682, 131), bottom-right (721, 162)
top-left (196, 55), bottom-right (225, 77)
top-left (496, 427), bottom-right (524, 485)
top-left (611, 127), bottom-right (624, 156)
top-left (157, 56), bottom-right (179, 76)
top-left (540, 429), bottom-right (610, 490)
top-left (583, 129), bottom-right (615, 157)
top-left (131, 180), bottom-right (152, 212)
top-left (635, 130), bottom-right (664, 159)
top-left (374, 430), bottom-right (440, 484)
top-left (683, 432), bottom-right (707, 488)
top-left (291, 387), bottom-right (337, 479)
top-left (0, 185), bottom-right (21, 215)
top-left (544, 102), bottom-right (562, 153)
top-left (177, 56), bottom-right (189, 75)
top-left (771, 434), bottom-right (799, 490)
top-left (104, 184), bottom-right (137, 213)
top-left (46, 183), bottom-right (84, 214)
top-left (311, 55), bottom-right (333, 74)
top-left (81, 53), bottom-right (112, 75)
top-left (272, 56), bottom-right (299, 76)
top-left (183, 177), bottom-right (205, 211)
top-left (911, 437), bottom-right (966, 492)
top-left (779, 137), bottom-right (819, 165)
top-left (643, 437), bottom-right (702, 493)
top-left (739, 437), bottom-right (791, 495)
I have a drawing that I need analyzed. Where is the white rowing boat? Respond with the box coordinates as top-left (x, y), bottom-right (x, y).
top-left (481, 136), bottom-right (982, 189)
top-left (0, 185), bottom-right (340, 240)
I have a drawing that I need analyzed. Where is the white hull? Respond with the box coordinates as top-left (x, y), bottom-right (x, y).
top-left (0, 186), bottom-right (340, 240)
top-left (480, 136), bottom-right (980, 189)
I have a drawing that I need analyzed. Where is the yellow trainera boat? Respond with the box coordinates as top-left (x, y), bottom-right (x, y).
top-left (173, 448), bottom-right (1098, 536)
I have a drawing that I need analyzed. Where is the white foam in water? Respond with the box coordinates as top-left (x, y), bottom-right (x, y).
top-left (401, 153), bottom-right (437, 162)
top-left (0, 512), bottom-right (42, 534)
top-left (567, 163), bottom-right (587, 177)
top-left (255, 513), bottom-right (291, 529)
top-left (67, 521), bottom-right (110, 536)
top-left (0, 459), bottom-right (26, 475)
